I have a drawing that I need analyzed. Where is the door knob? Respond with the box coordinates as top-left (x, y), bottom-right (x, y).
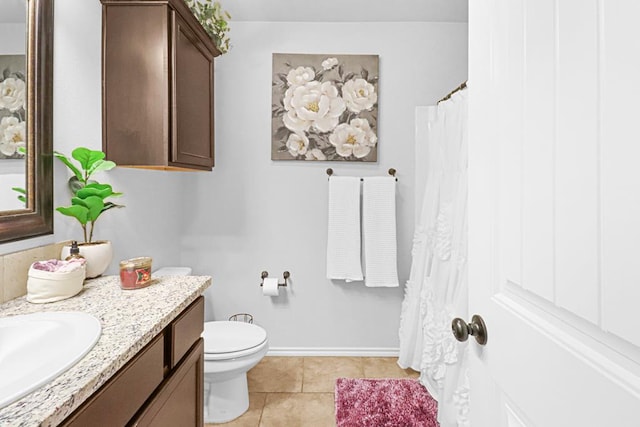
top-left (451, 314), bottom-right (488, 345)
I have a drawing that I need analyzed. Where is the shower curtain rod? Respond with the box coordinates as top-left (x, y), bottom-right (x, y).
top-left (438, 81), bottom-right (467, 103)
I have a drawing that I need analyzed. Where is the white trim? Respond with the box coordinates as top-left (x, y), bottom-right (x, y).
top-left (267, 347), bottom-right (400, 357)
top-left (496, 291), bottom-right (640, 397)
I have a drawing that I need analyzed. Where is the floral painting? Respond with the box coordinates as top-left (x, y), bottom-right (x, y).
top-left (0, 55), bottom-right (27, 160)
top-left (272, 53), bottom-right (379, 162)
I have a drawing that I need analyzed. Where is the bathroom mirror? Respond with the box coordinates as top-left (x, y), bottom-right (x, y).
top-left (0, 0), bottom-right (53, 243)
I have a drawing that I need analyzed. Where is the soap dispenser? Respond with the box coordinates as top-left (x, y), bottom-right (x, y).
top-left (65, 241), bottom-right (85, 261)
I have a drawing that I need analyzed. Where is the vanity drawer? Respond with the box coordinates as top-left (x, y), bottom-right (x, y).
top-left (61, 334), bottom-right (165, 427)
top-left (169, 296), bottom-right (204, 368)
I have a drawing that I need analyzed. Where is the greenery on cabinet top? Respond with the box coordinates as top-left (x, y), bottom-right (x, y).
top-left (184, 0), bottom-right (231, 54)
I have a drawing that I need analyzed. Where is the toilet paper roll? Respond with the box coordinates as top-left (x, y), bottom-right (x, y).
top-left (262, 277), bottom-right (280, 296)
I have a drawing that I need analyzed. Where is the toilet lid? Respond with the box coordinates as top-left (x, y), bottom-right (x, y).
top-left (202, 321), bottom-right (267, 354)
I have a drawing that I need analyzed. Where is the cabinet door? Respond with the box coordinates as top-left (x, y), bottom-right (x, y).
top-left (130, 339), bottom-right (204, 427)
top-left (102, 3), bottom-right (170, 167)
top-left (171, 11), bottom-right (215, 169)
top-left (61, 335), bottom-right (165, 427)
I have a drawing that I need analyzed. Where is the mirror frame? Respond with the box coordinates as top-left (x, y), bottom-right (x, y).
top-left (0, 0), bottom-right (53, 243)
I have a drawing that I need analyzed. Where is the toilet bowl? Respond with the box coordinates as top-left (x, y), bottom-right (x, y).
top-left (202, 321), bottom-right (268, 423)
top-left (153, 267), bottom-right (269, 424)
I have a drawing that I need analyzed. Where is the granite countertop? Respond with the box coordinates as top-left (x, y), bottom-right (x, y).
top-left (0, 274), bottom-right (211, 427)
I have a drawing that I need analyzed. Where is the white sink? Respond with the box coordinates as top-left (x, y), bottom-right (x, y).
top-left (0, 311), bottom-right (101, 409)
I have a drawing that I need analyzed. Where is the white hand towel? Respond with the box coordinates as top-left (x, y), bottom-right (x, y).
top-left (362, 176), bottom-right (399, 287)
top-left (326, 177), bottom-right (364, 281)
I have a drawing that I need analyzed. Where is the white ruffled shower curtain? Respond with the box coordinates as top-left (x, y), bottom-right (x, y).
top-left (398, 89), bottom-right (469, 427)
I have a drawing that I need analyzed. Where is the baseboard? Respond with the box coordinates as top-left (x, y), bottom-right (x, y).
top-left (267, 347), bottom-right (400, 357)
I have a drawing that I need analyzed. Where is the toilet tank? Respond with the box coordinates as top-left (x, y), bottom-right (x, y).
top-left (153, 267), bottom-right (192, 277)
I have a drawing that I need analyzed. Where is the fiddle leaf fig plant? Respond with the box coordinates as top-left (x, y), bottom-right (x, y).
top-left (184, 0), bottom-right (231, 54)
top-left (11, 186), bottom-right (26, 204)
top-left (54, 147), bottom-right (124, 243)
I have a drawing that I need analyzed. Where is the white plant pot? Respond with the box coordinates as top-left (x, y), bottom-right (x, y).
top-left (61, 241), bottom-right (113, 279)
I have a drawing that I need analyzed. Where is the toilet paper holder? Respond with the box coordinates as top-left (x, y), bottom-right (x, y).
top-left (260, 271), bottom-right (289, 287)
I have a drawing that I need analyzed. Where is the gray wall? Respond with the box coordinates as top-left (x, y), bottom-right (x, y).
top-left (0, 1), bottom-right (468, 354)
top-left (181, 21), bottom-right (468, 353)
top-left (0, 0), bottom-right (186, 271)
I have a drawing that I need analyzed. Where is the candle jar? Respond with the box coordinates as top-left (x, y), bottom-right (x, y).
top-left (119, 257), bottom-right (152, 290)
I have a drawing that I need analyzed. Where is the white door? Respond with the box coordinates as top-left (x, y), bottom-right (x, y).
top-left (467, 0), bottom-right (640, 426)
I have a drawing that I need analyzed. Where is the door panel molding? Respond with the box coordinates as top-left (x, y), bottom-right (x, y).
top-left (494, 291), bottom-right (640, 398)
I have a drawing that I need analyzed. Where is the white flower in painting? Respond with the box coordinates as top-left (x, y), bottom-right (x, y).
top-left (305, 148), bottom-right (326, 161)
top-left (329, 118), bottom-right (377, 159)
top-left (342, 77), bottom-right (377, 113)
top-left (0, 77), bottom-right (26, 112)
top-left (286, 66), bottom-right (316, 87)
top-left (321, 57), bottom-right (338, 70)
top-left (282, 111), bottom-right (310, 133)
top-left (283, 81), bottom-right (346, 133)
top-left (0, 116), bottom-right (26, 156)
top-left (285, 132), bottom-right (309, 157)
top-left (282, 87), bottom-right (309, 132)
top-left (350, 117), bottom-right (377, 147)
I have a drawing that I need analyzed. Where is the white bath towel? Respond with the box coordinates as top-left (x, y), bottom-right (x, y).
top-left (362, 177), bottom-right (399, 287)
top-left (326, 177), bottom-right (363, 281)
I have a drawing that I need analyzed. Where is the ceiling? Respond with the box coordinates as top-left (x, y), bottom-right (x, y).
top-left (224, 0), bottom-right (468, 23)
top-left (2, 1), bottom-right (468, 25)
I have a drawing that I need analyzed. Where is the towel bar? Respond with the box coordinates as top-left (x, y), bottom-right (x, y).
top-left (326, 168), bottom-right (398, 181)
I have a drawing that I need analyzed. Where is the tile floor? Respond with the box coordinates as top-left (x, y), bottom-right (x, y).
top-left (205, 356), bottom-right (419, 427)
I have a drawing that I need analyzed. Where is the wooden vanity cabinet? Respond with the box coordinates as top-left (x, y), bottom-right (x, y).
top-left (61, 297), bottom-right (205, 427)
top-left (129, 340), bottom-right (204, 427)
top-left (101, 0), bottom-right (220, 171)
top-left (60, 334), bottom-right (166, 427)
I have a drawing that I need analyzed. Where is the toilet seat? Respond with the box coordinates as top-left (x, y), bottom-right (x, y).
top-left (202, 321), bottom-right (268, 361)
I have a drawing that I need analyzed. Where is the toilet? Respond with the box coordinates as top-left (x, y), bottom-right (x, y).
top-left (154, 267), bottom-right (269, 424)
top-left (202, 321), bottom-right (268, 423)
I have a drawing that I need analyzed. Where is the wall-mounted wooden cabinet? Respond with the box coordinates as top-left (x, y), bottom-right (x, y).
top-left (101, 0), bottom-right (221, 171)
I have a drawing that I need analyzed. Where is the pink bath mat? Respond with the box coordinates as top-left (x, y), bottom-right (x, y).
top-left (335, 378), bottom-right (439, 427)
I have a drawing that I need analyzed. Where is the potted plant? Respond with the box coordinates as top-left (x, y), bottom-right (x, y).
top-left (55, 147), bottom-right (124, 278)
top-left (184, 0), bottom-right (231, 54)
